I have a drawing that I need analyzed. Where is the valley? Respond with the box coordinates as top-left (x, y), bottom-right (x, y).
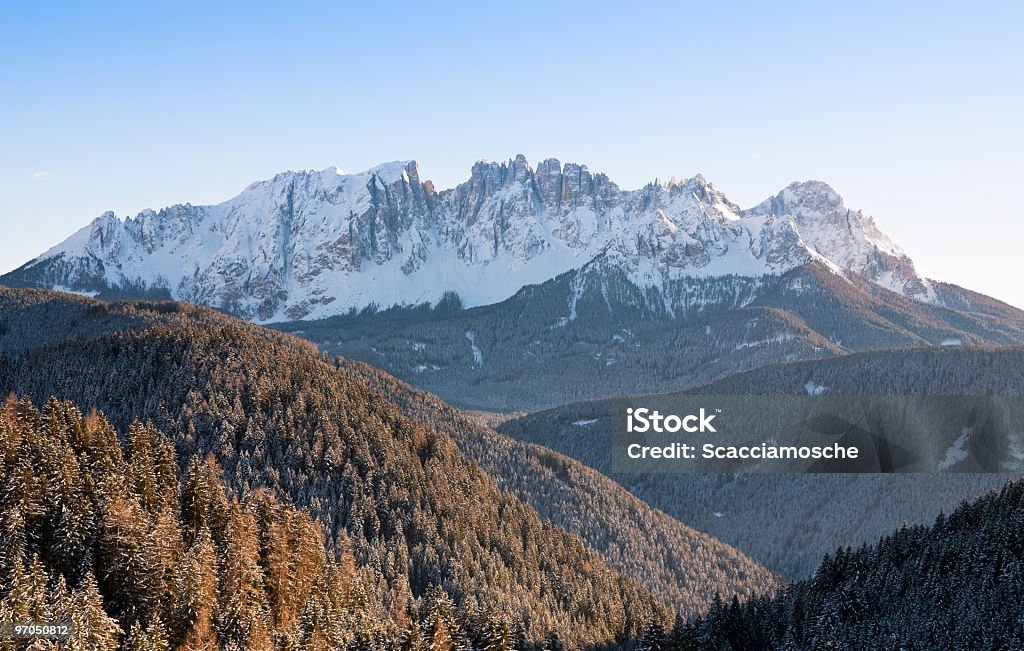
top-left (3, 153), bottom-right (1023, 648)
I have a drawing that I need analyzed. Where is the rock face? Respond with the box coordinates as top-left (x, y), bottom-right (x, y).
top-left (744, 181), bottom-right (930, 299)
top-left (3, 155), bottom-right (938, 321)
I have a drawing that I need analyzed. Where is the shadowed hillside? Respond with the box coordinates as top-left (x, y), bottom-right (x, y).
top-left (0, 287), bottom-right (776, 645)
top-left (499, 347), bottom-right (1024, 578)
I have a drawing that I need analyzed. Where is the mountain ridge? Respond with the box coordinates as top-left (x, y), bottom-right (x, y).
top-left (3, 155), bottom-right (941, 322)
top-left (270, 261), bottom-right (1024, 412)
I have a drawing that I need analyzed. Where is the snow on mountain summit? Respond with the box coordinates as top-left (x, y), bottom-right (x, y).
top-left (8, 156), bottom-right (937, 321)
top-left (743, 180), bottom-right (932, 299)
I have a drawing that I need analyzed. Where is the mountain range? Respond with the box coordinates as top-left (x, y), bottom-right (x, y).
top-left (4, 155), bottom-right (1024, 643)
top-left (2, 155), bottom-right (950, 322)
top-left (8, 156), bottom-right (1023, 414)
top-left (271, 262), bottom-right (1024, 412)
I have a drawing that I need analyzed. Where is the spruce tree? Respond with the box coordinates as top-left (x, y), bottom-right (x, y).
top-left (71, 572), bottom-right (121, 651)
top-left (636, 618), bottom-right (665, 651)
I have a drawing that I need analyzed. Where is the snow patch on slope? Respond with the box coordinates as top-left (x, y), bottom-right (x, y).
top-left (465, 330), bottom-right (483, 366)
top-left (939, 428), bottom-right (973, 470)
top-left (804, 380), bottom-right (829, 396)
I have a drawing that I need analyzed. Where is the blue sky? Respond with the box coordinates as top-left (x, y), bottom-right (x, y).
top-left (2, 1), bottom-right (1022, 306)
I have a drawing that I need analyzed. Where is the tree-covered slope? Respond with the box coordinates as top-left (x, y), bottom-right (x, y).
top-left (499, 347), bottom-right (1024, 579)
top-left (273, 263), bottom-right (1024, 412)
top-left (0, 396), bottom-right (390, 649)
top-left (0, 287), bottom-right (783, 646)
top-left (335, 357), bottom-right (779, 616)
top-left (672, 478), bottom-right (1024, 650)
top-left (685, 344), bottom-right (1024, 396)
top-left (0, 395), bottom-right (632, 650)
top-left (0, 288), bottom-right (671, 645)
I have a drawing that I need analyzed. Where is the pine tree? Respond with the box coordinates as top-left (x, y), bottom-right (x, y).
top-left (348, 629), bottom-right (377, 651)
top-left (175, 528), bottom-right (219, 650)
top-left (146, 615), bottom-right (170, 651)
top-left (126, 421), bottom-right (161, 512)
top-left (96, 495), bottom-right (157, 625)
top-left (70, 571), bottom-right (121, 651)
top-left (299, 561), bottom-right (347, 651)
top-left (123, 616), bottom-right (170, 651)
top-left (25, 556), bottom-right (51, 624)
top-left (50, 477), bottom-right (94, 584)
top-left (146, 506), bottom-right (184, 628)
top-left (151, 437), bottom-right (180, 514)
top-left (181, 456), bottom-right (228, 545)
top-left (636, 618), bottom-right (665, 651)
top-left (421, 587), bottom-right (461, 651)
top-left (543, 631), bottom-right (565, 651)
top-left (46, 574), bottom-right (73, 640)
top-left (123, 621), bottom-right (147, 651)
top-left (397, 622), bottom-right (424, 651)
top-left (667, 615), bottom-right (699, 651)
top-left (217, 504), bottom-right (272, 651)
top-left (0, 506), bottom-right (27, 592)
top-left (481, 614), bottom-right (511, 651)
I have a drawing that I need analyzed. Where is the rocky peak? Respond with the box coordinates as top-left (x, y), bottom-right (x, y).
top-left (7, 156), bottom-right (940, 321)
top-left (534, 158), bottom-right (564, 206)
top-left (747, 180), bottom-right (844, 220)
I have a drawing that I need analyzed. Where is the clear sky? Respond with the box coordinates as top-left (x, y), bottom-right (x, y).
top-left (2, 1), bottom-right (1021, 306)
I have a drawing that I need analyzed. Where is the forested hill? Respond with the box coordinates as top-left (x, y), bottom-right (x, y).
top-left (3, 395), bottom-right (652, 649)
top-left (684, 344), bottom-right (1024, 396)
top-left (0, 287), bottom-right (772, 646)
top-left (0, 288), bottom-right (668, 645)
top-left (334, 356), bottom-right (778, 615)
top-left (0, 396), bottom-right (394, 648)
top-left (669, 478), bottom-right (1024, 650)
top-left (271, 261), bottom-right (1024, 413)
top-left (498, 347), bottom-right (1024, 579)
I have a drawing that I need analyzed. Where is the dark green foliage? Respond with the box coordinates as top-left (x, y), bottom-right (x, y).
top-left (543, 632), bottom-right (566, 651)
top-left (683, 479), bottom-right (1024, 650)
top-left (635, 619), bottom-right (665, 651)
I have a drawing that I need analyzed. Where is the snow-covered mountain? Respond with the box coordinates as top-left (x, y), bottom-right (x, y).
top-left (4, 155), bottom-right (937, 321)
